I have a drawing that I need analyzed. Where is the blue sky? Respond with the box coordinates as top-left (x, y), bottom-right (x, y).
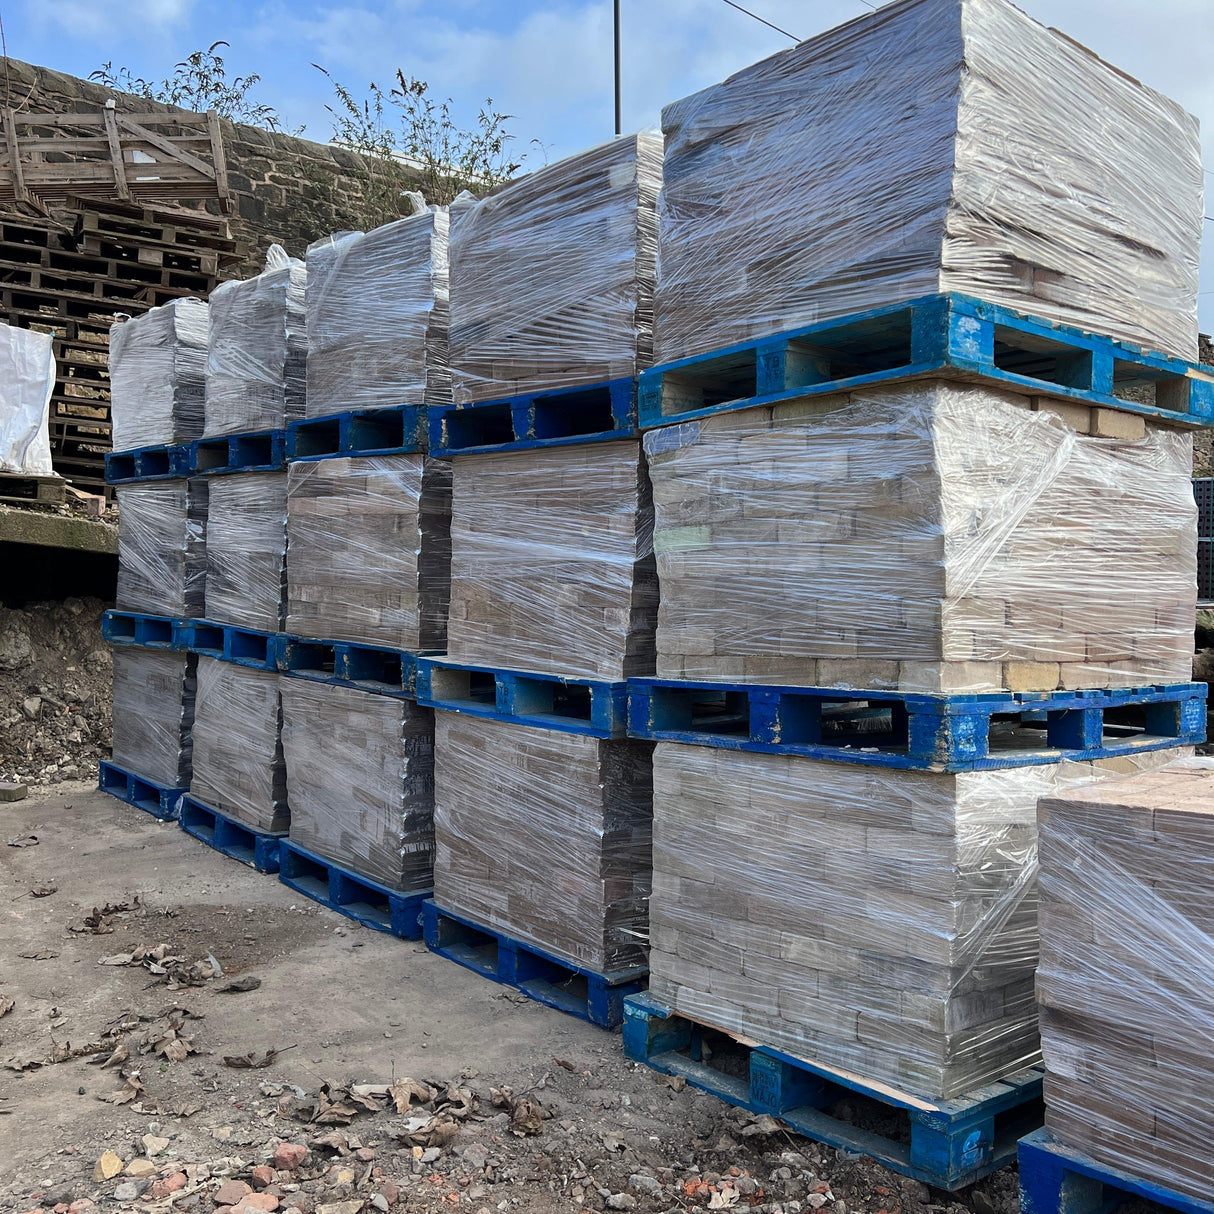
top-left (7, 0), bottom-right (1214, 329)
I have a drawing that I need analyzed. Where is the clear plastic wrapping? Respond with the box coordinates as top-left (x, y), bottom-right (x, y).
top-left (189, 656), bottom-right (287, 832)
top-left (281, 679), bottom-right (434, 891)
top-left (433, 712), bottom-right (653, 975)
top-left (649, 742), bottom-right (1188, 1101)
top-left (305, 207), bottom-right (450, 417)
top-left (110, 648), bottom-right (196, 789)
top-left (645, 382), bottom-right (1196, 694)
top-left (204, 471), bottom-right (287, 632)
top-left (108, 298), bottom-right (208, 450)
top-left (286, 455), bottom-right (451, 651)
top-left (1036, 758), bottom-right (1214, 1201)
top-left (115, 478), bottom-right (208, 618)
top-left (0, 323), bottom-right (54, 476)
top-left (448, 133), bottom-right (661, 404)
top-left (446, 440), bottom-right (656, 681)
top-left (204, 245), bottom-right (307, 436)
top-left (654, 0), bottom-right (1202, 365)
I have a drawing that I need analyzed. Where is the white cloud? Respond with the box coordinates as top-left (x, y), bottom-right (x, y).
top-left (27, 0), bottom-right (197, 40)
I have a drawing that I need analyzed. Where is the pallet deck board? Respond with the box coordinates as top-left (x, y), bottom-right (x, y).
top-left (286, 405), bottom-right (424, 461)
top-left (179, 796), bottom-right (283, 873)
top-left (98, 760), bottom-right (185, 821)
top-left (430, 378), bottom-right (637, 456)
top-left (624, 995), bottom-right (1042, 1190)
top-left (416, 657), bottom-right (629, 737)
top-left (106, 443), bottom-right (194, 483)
top-left (423, 901), bottom-right (647, 1029)
top-left (638, 293), bottom-right (1214, 429)
top-left (192, 429), bottom-right (287, 476)
top-left (0, 472), bottom-right (66, 505)
top-left (627, 678), bottom-right (1206, 771)
top-left (1018, 1128), bottom-right (1214, 1214)
top-left (278, 840), bottom-right (428, 940)
top-left (275, 635), bottom-right (421, 698)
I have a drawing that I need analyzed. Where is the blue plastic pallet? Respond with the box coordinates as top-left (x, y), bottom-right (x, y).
top-left (278, 839), bottom-right (428, 939)
top-left (422, 901), bottom-right (647, 1029)
top-left (103, 609), bottom-right (186, 650)
top-left (416, 657), bottom-right (628, 737)
top-left (286, 405), bottom-right (424, 460)
top-left (192, 429), bottom-right (286, 475)
top-left (180, 619), bottom-right (279, 671)
top-left (98, 760), bottom-right (186, 821)
top-left (275, 635), bottom-right (421, 698)
top-left (179, 796), bottom-right (284, 873)
top-left (1019, 1128), bottom-right (1214, 1214)
top-left (627, 678), bottom-right (1206, 772)
top-left (430, 378), bottom-right (636, 455)
top-left (624, 995), bottom-right (1042, 1190)
top-left (638, 293), bottom-right (1214, 429)
top-left (105, 443), bottom-right (194, 484)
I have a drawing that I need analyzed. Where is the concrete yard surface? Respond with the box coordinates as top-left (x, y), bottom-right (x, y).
top-left (0, 787), bottom-right (1017, 1214)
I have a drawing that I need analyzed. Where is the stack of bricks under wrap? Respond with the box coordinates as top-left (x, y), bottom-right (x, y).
top-left (445, 440), bottom-right (656, 681)
top-left (448, 133), bottom-right (661, 403)
top-left (654, 0), bottom-right (1202, 366)
top-left (305, 205), bottom-right (451, 418)
top-left (110, 648), bottom-right (196, 788)
top-left (280, 680), bottom-right (435, 891)
top-left (645, 382), bottom-right (1196, 694)
top-left (648, 743), bottom-right (1188, 1101)
top-left (0, 324), bottom-right (54, 476)
top-left (286, 456), bottom-right (451, 651)
top-left (433, 713), bottom-right (653, 974)
top-left (1036, 759), bottom-right (1214, 1202)
top-left (108, 298), bottom-right (209, 451)
top-left (204, 471), bottom-right (287, 633)
top-left (204, 245), bottom-right (307, 437)
top-left (190, 656), bottom-right (287, 833)
top-left (115, 479), bottom-right (208, 618)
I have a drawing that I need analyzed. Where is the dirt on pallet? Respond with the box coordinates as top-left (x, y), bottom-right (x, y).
top-left (0, 597), bottom-right (112, 788)
top-left (0, 785), bottom-right (1021, 1214)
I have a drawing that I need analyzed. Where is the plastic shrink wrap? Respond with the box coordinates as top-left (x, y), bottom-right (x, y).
top-left (433, 713), bottom-right (653, 974)
top-left (115, 479), bottom-right (208, 618)
top-left (190, 657), bottom-right (287, 832)
top-left (649, 743), bottom-right (1188, 1101)
top-left (1036, 758), bottom-right (1214, 1202)
top-left (0, 323), bottom-right (54, 476)
top-left (448, 133), bottom-right (661, 404)
top-left (645, 382), bottom-right (1195, 694)
top-left (205, 471), bottom-right (286, 632)
top-left (446, 440), bottom-right (656, 681)
top-left (281, 680), bottom-right (434, 891)
top-left (205, 245), bottom-right (306, 436)
top-left (654, 0), bottom-right (1202, 366)
top-left (111, 648), bottom-right (196, 788)
top-left (286, 455), bottom-right (451, 651)
top-left (305, 204), bottom-right (450, 417)
top-left (109, 299), bottom-right (208, 450)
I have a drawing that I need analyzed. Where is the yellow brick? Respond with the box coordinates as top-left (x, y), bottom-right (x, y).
top-left (1091, 408), bottom-right (1147, 440)
top-left (1003, 661), bottom-right (1061, 691)
top-left (1033, 398), bottom-right (1092, 433)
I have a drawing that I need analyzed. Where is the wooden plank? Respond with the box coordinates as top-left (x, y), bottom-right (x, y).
top-left (206, 110), bottom-right (231, 208)
top-left (115, 114), bottom-right (216, 179)
top-left (103, 106), bottom-right (131, 201)
top-left (11, 110), bottom-right (211, 129)
top-left (3, 109), bottom-right (28, 203)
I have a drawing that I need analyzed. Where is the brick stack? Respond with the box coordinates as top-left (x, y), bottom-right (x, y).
top-left (1036, 759), bottom-right (1214, 1200)
top-left (432, 137), bottom-right (661, 975)
top-left (640, 0), bottom-right (1204, 1103)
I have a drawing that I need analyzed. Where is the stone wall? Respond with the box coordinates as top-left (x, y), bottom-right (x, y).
top-left (0, 56), bottom-right (411, 275)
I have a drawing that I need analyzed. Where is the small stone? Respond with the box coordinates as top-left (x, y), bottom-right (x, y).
top-left (273, 1144), bottom-right (308, 1172)
top-left (806, 1196), bottom-right (829, 1210)
top-left (737, 1177), bottom-right (759, 1196)
top-left (900, 1179), bottom-right (931, 1203)
top-left (67, 1203), bottom-right (94, 1214)
top-left (833, 1204), bottom-right (847, 1214)
top-left (113, 1183), bottom-right (140, 1202)
top-left (628, 1175), bottom-right (662, 1198)
top-left (251, 1168), bottom-right (276, 1190)
top-left (230, 1198), bottom-right (278, 1214)
top-left (124, 1159), bottom-right (157, 1179)
top-left (606, 1196), bottom-right (637, 1211)
top-left (333, 1168), bottom-right (356, 1186)
top-left (214, 1180), bottom-right (253, 1206)
top-left (93, 1152), bottom-right (123, 1181)
top-left (419, 1148), bottom-right (440, 1165)
top-left (354, 1148), bottom-right (375, 1163)
top-left (149, 1175), bottom-right (188, 1200)
top-left (21, 696), bottom-right (41, 720)
top-left (213, 1127), bottom-right (233, 1142)
top-left (142, 1135), bottom-right (171, 1157)
top-left (0, 781), bottom-right (27, 802)
top-left (370, 1199), bottom-right (389, 1213)
top-left (378, 1182), bottom-right (399, 1206)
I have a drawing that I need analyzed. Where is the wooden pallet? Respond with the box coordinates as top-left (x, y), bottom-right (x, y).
top-left (0, 472), bottom-right (65, 505)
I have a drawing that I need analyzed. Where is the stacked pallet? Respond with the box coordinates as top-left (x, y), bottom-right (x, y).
top-left (634, 0), bottom-right (1207, 1126)
top-left (1036, 759), bottom-right (1214, 1202)
top-left (428, 137), bottom-right (661, 991)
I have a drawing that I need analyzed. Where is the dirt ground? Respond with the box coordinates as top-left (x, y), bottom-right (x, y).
top-left (0, 785), bottom-right (1023, 1214)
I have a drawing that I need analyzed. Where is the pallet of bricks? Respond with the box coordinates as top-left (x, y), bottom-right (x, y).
top-left (0, 196), bottom-right (240, 493)
top-left (615, 0), bottom-right (1212, 1195)
top-left (417, 136), bottom-right (661, 1027)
